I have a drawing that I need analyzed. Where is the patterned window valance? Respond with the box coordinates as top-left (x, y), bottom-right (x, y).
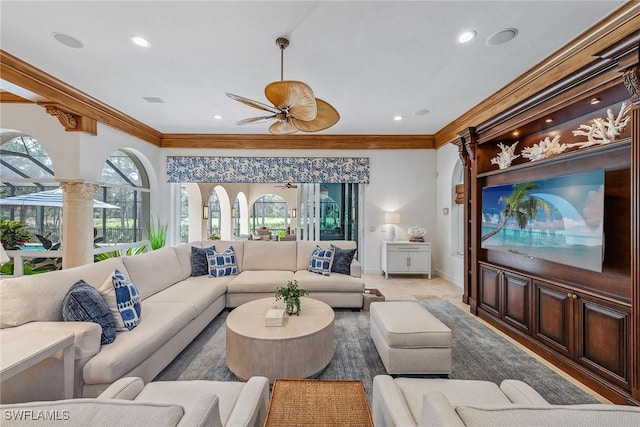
top-left (166, 156), bottom-right (369, 183)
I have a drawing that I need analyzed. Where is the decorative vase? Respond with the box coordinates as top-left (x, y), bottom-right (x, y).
top-left (285, 298), bottom-right (300, 315)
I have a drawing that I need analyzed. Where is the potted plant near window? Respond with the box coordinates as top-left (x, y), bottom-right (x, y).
top-left (275, 280), bottom-right (309, 315)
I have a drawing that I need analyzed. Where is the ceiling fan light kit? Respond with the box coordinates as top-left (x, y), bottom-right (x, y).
top-left (226, 37), bottom-right (339, 135)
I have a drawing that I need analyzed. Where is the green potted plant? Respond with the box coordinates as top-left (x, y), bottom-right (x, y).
top-left (275, 280), bottom-right (309, 315)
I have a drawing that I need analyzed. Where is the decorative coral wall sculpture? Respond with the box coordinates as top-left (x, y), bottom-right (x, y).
top-left (568, 102), bottom-right (631, 149)
top-left (490, 141), bottom-right (520, 169)
top-left (521, 135), bottom-right (567, 161)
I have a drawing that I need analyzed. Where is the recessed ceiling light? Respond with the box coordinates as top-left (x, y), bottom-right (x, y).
top-left (130, 35), bottom-right (151, 48)
top-left (590, 97), bottom-right (601, 105)
top-left (393, 115), bottom-right (403, 121)
top-left (486, 28), bottom-right (518, 47)
top-left (545, 118), bottom-right (553, 123)
top-left (457, 30), bottom-right (476, 44)
top-left (213, 114), bottom-right (223, 120)
top-left (512, 130), bottom-right (520, 137)
top-left (52, 32), bottom-right (83, 49)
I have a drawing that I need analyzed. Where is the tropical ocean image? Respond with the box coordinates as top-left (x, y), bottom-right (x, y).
top-left (481, 170), bottom-right (605, 272)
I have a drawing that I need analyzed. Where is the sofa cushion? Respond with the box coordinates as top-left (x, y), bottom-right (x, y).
top-left (144, 275), bottom-right (230, 315)
top-left (191, 246), bottom-right (212, 277)
top-left (207, 246), bottom-right (238, 277)
top-left (0, 257), bottom-right (127, 328)
top-left (419, 392), bottom-right (465, 427)
top-left (62, 280), bottom-right (117, 345)
top-left (455, 404), bottom-right (640, 427)
top-left (297, 240), bottom-right (356, 271)
top-left (330, 244), bottom-right (357, 275)
top-left (293, 270), bottom-right (365, 293)
top-left (122, 247), bottom-right (187, 300)
top-left (0, 399), bottom-right (185, 427)
top-left (136, 380), bottom-right (246, 426)
top-left (242, 240), bottom-right (296, 271)
top-left (226, 271), bottom-right (295, 293)
top-left (308, 246), bottom-right (335, 276)
top-left (394, 378), bottom-right (512, 423)
top-left (83, 302), bottom-right (197, 384)
top-left (104, 269), bottom-right (142, 331)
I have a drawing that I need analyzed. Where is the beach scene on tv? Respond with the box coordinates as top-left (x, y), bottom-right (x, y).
top-left (481, 169), bottom-right (605, 272)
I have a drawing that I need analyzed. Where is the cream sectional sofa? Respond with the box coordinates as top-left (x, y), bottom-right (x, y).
top-left (372, 375), bottom-right (640, 426)
top-left (0, 239), bottom-right (363, 402)
top-left (0, 376), bottom-right (270, 427)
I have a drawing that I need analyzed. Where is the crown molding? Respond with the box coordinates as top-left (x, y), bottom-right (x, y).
top-left (0, 90), bottom-right (31, 103)
top-left (0, 49), bottom-right (162, 145)
top-left (434, 1), bottom-right (640, 147)
top-left (160, 133), bottom-right (435, 149)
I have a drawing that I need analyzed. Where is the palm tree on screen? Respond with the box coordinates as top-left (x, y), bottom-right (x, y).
top-left (481, 182), bottom-right (551, 242)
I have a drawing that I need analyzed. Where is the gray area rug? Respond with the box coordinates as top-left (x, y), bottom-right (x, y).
top-left (155, 300), bottom-right (599, 405)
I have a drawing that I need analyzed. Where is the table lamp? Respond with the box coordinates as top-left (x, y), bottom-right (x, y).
top-left (384, 212), bottom-right (400, 241)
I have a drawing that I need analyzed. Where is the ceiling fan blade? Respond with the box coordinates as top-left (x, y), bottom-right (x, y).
top-left (290, 99), bottom-right (340, 132)
top-left (236, 115), bottom-right (276, 125)
top-left (226, 92), bottom-right (280, 114)
top-left (265, 81), bottom-right (317, 121)
top-left (269, 119), bottom-right (298, 135)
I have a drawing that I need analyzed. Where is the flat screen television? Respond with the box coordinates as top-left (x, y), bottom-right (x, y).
top-left (481, 169), bottom-right (605, 272)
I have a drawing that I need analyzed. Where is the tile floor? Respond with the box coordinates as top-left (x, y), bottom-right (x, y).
top-left (361, 272), bottom-right (611, 403)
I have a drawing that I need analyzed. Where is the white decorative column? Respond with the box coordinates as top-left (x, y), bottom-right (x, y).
top-left (60, 181), bottom-right (99, 269)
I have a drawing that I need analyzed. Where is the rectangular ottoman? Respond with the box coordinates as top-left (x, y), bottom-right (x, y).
top-left (370, 301), bottom-right (452, 375)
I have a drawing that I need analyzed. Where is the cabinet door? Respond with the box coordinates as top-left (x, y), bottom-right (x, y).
top-left (502, 272), bottom-right (531, 334)
top-left (407, 252), bottom-right (429, 273)
top-left (387, 251), bottom-right (408, 272)
top-left (533, 280), bottom-right (573, 358)
top-left (478, 265), bottom-right (501, 317)
top-left (574, 294), bottom-right (630, 389)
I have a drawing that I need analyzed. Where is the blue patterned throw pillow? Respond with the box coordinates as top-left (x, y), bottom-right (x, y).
top-left (191, 246), bottom-right (213, 277)
top-left (112, 269), bottom-right (142, 331)
top-left (206, 246), bottom-right (238, 277)
top-left (308, 245), bottom-right (335, 276)
top-left (330, 245), bottom-right (357, 275)
top-left (62, 280), bottom-right (117, 345)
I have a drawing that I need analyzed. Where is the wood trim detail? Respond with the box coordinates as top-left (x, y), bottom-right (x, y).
top-left (624, 67), bottom-right (640, 105)
top-left (38, 102), bottom-right (97, 135)
top-left (0, 49), bottom-right (161, 145)
top-left (434, 2), bottom-right (640, 147)
top-left (160, 134), bottom-right (435, 150)
top-left (0, 90), bottom-right (31, 103)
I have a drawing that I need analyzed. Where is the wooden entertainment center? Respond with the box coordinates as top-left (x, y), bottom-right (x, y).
top-left (454, 26), bottom-right (640, 404)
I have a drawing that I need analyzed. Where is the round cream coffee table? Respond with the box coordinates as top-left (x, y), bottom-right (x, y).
top-left (226, 297), bottom-right (335, 383)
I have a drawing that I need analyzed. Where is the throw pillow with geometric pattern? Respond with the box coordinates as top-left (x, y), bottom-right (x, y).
top-left (307, 245), bottom-right (335, 276)
top-left (111, 268), bottom-right (142, 331)
top-left (206, 246), bottom-right (238, 277)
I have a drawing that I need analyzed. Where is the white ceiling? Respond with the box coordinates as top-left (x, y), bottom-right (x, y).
top-left (0, 1), bottom-right (625, 135)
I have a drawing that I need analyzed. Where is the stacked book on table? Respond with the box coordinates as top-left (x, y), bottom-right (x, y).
top-left (265, 308), bottom-right (285, 327)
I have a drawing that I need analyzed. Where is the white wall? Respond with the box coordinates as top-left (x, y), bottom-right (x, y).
top-left (435, 143), bottom-right (464, 287)
top-left (2, 103), bottom-right (459, 279)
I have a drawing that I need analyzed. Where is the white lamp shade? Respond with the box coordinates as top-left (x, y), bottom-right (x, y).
top-left (384, 212), bottom-right (400, 224)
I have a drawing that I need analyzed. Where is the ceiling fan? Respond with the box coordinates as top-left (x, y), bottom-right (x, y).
top-left (275, 183), bottom-right (298, 189)
top-left (226, 37), bottom-right (340, 135)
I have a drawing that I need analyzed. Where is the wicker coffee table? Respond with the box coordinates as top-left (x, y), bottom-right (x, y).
top-left (264, 379), bottom-right (374, 426)
top-left (225, 297), bottom-right (335, 383)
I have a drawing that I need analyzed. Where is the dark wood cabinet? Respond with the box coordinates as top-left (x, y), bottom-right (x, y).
top-left (456, 23), bottom-right (639, 404)
top-left (479, 263), bottom-right (531, 334)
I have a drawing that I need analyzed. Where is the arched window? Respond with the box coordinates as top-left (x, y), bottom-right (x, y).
top-left (0, 134), bottom-right (59, 242)
top-left (99, 150), bottom-right (149, 243)
top-left (206, 192), bottom-right (221, 239)
top-left (180, 185), bottom-right (189, 243)
top-left (252, 194), bottom-right (288, 236)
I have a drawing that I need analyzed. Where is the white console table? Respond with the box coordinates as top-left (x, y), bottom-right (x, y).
top-left (381, 241), bottom-right (431, 279)
top-left (0, 329), bottom-right (75, 399)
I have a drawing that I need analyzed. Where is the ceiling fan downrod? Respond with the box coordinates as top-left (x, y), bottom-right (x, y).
top-left (276, 37), bottom-right (289, 81)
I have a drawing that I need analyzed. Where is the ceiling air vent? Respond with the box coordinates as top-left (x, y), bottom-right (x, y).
top-left (143, 97), bottom-right (165, 103)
